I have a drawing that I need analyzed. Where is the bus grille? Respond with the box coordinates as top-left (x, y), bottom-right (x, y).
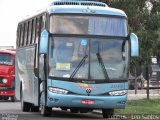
top-left (51, 1), bottom-right (107, 7)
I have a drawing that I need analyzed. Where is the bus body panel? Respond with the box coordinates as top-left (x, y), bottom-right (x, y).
top-left (46, 80), bottom-right (128, 109)
top-left (47, 93), bottom-right (127, 109)
top-left (15, 46), bottom-right (37, 104)
top-left (48, 79), bottom-right (127, 95)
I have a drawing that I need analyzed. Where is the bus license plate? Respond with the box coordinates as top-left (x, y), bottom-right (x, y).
top-left (81, 99), bottom-right (95, 105)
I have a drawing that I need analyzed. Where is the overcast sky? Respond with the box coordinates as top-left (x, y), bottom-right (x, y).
top-left (0, 0), bottom-right (53, 48)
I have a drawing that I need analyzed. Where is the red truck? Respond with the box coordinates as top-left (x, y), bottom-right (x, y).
top-left (0, 49), bottom-right (16, 101)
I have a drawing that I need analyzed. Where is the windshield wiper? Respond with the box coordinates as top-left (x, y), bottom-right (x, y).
top-left (70, 55), bottom-right (88, 80)
top-left (96, 42), bottom-right (109, 80)
top-left (96, 53), bottom-right (109, 80)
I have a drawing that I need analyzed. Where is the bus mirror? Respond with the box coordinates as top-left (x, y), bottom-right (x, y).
top-left (130, 33), bottom-right (139, 57)
top-left (40, 29), bottom-right (49, 54)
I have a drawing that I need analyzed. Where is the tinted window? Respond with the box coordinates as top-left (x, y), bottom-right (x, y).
top-left (0, 53), bottom-right (13, 65)
top-left (50, 15), bottom-right (127, 36)
top-left (32, 19), bottom-right (36, 44)
top-left (24, 22), bottom-right (29, 46)
top-left (17, 25), bottom-right (21, 48)
top-left (20, 24), bottom-right (25, 47)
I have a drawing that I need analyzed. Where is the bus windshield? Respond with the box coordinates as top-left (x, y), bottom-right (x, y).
top-left (50, 15), bottom-right (127, 36)
top-left (0, 53), bottom-right (13, 65)
top-left (49, 37), bottom-right (129, 81)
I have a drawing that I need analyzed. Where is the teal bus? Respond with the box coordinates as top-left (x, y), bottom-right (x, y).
top-left (15, 0), bottom-right (139, 118)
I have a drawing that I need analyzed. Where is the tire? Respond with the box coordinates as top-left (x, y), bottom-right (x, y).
top-left (20, 89), bottom-right (31, 112)
top-left (41, 105), bottom-right (52, 116)
top-left (11, 96), bottom-right (16, 102)
top-left (31, 106), bottom-right (39, 112)
top-left (70, 108), bottom-right (79, 113)
top-left (102, 109), bottom-right (114, 118)
top-left (61, 107), bottom-right (68, 111)
top-left (4, 96), bottom-right (9, 100)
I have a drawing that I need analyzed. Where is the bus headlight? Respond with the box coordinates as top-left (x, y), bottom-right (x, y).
top-left (109, 90), bottom-right (127, 96)
top-left (48, 87), bottom-right (68, 94)
top-left (2, 78), bottom-right (8, 83)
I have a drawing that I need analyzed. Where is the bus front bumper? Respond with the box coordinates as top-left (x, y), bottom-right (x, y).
top-left (47, 92), bottom-right (127, 109)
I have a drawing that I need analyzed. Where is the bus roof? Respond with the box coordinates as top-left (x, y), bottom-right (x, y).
top-left (0, 49), bottom-right (16, 55)
top-left (20, 0), bottom-right (127, 22)
top-left (47, 5), bottom-right (127, 17)
top-left (47, 0), bottom-right (126, 17)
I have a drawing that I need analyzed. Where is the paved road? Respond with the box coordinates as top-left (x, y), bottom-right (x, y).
top-left (1, 90), bottom-right (160, 120)
top-left (0, 101), bottom-right (105, 120)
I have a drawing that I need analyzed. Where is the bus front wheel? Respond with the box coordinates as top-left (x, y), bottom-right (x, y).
top-left (41, 105), bottom-right (52, 116)
top-left (102, 109), bottom-right (114, 118)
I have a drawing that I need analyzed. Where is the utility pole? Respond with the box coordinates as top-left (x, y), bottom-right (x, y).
top-left (146, 65), bottom-right (149, 99)
top-left (135, 67), bottom-right (137, 94)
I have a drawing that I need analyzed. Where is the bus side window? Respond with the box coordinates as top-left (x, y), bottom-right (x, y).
top-left (23, 23), bottom-right (26, 46)
top-left (26, 21), bottom-right (30, 46)
top-left (28, 20), bottom-right (32, 45)
top-left (41, 15), bottom-right (45, 31)
top-left (17, 25), bottom-right (21, 48)
top-left (35, 17), bottom-right (40, 44)
top-left (32, 19), bottom-right (36, 44)
top-left (35, 16), bottom-right (43, 44)
top-left (19, 25), bottom-right (22, 47)
top-left (24, 22), bottom-right (28, 46)
top-left (20, 23), bottom-right (25, 47)
top-left (30, 20), bottom-right (34, 44)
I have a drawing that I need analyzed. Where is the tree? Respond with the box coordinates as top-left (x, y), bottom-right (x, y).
top-left (103, 0), bottom-right (160, 65)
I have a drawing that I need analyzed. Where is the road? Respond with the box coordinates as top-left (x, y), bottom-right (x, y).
top-left (1, 90), bottom-right (159, 120)
top-left (0, 101), bottom-right (105, 120)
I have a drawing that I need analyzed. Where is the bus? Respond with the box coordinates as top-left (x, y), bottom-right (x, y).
top-left (15, 0), bottom-right (139, 118)
top-left (0, 49), bottom-right (16, 102)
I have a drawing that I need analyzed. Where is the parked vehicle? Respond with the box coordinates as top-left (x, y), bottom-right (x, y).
top-left (129, 65), bottom-right (160, 90)
top-left (0, 49), bottom-right (16, 101)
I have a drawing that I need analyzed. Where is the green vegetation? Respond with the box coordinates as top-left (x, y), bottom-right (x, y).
top-left (115, 98), bottom-right (160, 114)
top-left (103, 0), bottom-right (160, 66)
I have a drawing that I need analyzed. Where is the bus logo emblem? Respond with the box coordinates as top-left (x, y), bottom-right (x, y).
top-left (86, 88), bottom-right (91, 94)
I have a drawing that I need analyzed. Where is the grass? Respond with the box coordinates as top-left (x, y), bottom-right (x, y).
top-left (115, 98), bottom-right (160, 114)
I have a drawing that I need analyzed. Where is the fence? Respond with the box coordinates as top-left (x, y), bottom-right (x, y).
top-left (128, 64), bottom-right (160, 98)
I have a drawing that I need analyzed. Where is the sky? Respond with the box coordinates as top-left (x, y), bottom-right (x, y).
top-left (0, 0), bottom-right (53, 48)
